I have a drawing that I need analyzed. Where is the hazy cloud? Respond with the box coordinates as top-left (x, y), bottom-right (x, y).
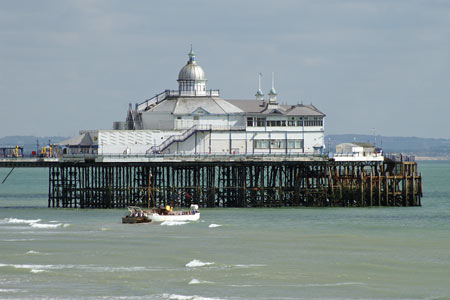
top-left (1, 0), bottom-right (449, 138)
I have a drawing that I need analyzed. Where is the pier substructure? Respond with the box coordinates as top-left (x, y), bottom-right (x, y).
top-left (48, 160), bottom-right (422, 208)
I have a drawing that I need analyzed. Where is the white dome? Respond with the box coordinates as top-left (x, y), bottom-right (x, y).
top-left (178, 62), bottom-right (206, 81)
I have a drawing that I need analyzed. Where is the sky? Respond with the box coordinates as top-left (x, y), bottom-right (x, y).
top-left (1, 0), bottom-right (449, 139)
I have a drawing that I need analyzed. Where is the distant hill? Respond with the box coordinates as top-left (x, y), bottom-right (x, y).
top-left (0, 135), bottom-right (70, 155)
top-left (326, 134), bottom-right (450, 158)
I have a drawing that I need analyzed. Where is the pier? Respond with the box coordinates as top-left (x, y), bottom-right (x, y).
top-left (1, 155), bottom-right (421, 208)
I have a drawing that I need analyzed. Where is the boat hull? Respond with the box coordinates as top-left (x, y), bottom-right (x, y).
top-left (148, 212), bottom-right (200, 222)
top-left (121, 216), bottom-right (151, 224)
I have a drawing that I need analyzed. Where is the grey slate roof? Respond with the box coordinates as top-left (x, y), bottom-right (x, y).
top-left (227, 99), bottom-right (325, 116)
top-left (146, 97), bottom-right (244, 115)
top-left (57, 133), bottom-right (93, 147)
top-left (143, 96), bottom-right (325, 117)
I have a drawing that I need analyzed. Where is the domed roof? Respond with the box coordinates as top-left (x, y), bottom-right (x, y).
top-left (177, 49), bottom-right (206, 81)
top-left (178, 62), bottom-right (206, 81)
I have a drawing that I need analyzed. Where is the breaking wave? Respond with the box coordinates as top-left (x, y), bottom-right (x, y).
top-left (188, 278), bottom-right (214, 285)
top-left (162, 294), bottom-right (225, 300)
top-left (30, 223), bottom-right (62, 229)
top-left (185, 259), bottom-right (214, 268)
top-left (208, 224), bottom-right (222, 228)
top-left (2, 218), bottom-right (41, 225)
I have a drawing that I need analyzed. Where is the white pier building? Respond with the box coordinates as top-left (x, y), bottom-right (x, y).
top-left (61, 49), bottom-right (325, 157)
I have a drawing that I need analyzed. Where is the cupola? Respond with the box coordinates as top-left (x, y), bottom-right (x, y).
top-left (177, 47), bottom-right (207, 95)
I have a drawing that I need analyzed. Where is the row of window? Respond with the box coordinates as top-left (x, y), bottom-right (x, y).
top-left (247, 117), bottom-right (323, 127)
top-left (254, 139), bottom-right (304, 149)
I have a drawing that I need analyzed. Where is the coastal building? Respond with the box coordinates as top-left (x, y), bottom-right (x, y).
top-left (333, 142), bottom-right (383, 161)
top-left (60, 49), bottom-right (326, 156)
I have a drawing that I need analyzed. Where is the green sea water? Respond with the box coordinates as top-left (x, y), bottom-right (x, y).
top-left (0, 162), bottom-right (449, 300)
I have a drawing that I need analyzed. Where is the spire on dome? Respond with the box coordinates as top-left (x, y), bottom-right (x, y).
top-left (268, 72), bottom-right (277, 103)
top-left (188, 44), bottom-right (196, 63)
top-left (255, 73), bottom-right (264, 100)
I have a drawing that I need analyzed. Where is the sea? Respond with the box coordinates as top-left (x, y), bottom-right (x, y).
top-left (0, 161), bottom-right (449, 300)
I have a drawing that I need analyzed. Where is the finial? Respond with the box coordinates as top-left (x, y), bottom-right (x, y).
top-left (268, 72), bottom-right (277, 96)
top-left (258, 73), bottom-right (262, 90)
top-left (188, 45), bottom-right (195, 62)
top-left (255, 73), bottom-right (264, 100)
top-left (272, 72), bottom-right (274, 89)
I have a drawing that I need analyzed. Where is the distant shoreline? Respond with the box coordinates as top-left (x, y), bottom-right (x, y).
top-left (415, 156), bottom-right (450, 161)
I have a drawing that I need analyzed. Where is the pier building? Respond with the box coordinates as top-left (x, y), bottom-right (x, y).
top-left (61, 49), bottom-right (325, 157)
top-left (0, 49), bottom-right (423, 209)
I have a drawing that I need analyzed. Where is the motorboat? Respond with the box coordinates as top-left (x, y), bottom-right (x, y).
top-left (122, 206), bottom-right (151, 224)
top-left (148, 204), bottom-right (200, 222)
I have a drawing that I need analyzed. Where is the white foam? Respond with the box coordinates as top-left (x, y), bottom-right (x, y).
top-left (1, 238), bottom-right (37, 242)
top-left (208, 224), bottom-right (222, 228)
top-left (161, 221), bottom-right (189, 226)
top-left (0, 263), bottom-right (69, 274)
top-left (234, 264), bottom-right (266, 268)
top-left (188, 279), bottom-right (213, 285)
top-left (0, 288), bottom-right (20, 293)
top-left (3, 218), bottom-right (41, 225)
top-left (30, 223), bottom-right (62, 229)
top-left (26, 250), bottom-right (40, 255)
top-left (164, 294), bottom-right (225, 300)
top-left (30, 269), bottom-right (47, 273)
top-left (299, 282), bottom-right (365, 287)
top-left (185, 259), bottom-right (214, 268)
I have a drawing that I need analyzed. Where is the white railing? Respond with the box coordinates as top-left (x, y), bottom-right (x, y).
top-left (136, 89), bottom-right (220, 112)
top-left (136, 90), bottom-right (169, 112)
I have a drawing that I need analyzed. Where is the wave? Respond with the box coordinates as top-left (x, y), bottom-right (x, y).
top-left (31, 223), bottom-right (62, 229)
top-left (185, 259), bottom-right (214, 268)
top-left (0, 288), bottom-right (20, 293)
top-left (26, 250), bottom-right (41, 255)
top-left (162, 294), bottom-right (225, 300)
top-left (188, 279), bottom-right (214, 285)
top-left (208, 224), bottom-right (222, 228)
top-left (30, 269), bottom-right (47, 273)
top-left (161, 221), bottom-right (189, 226)
top-left (0, 263), bottom-right (70, 273)
top-left (233, 264), bottom-right (266, 268)
top-left (0, 238), bottom-right (37, 242)
top-left (1, 218), bottom-right (41, 225)
top-left (0, 263), bottom-right (167, 274)
top-left (295, 282), bottom-right (366, 287)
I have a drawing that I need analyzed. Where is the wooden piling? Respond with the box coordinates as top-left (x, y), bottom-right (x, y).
top-left (47, 160), bottom-right (422, 208)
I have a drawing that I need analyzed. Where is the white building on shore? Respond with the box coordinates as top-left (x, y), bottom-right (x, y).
top-left (60, 49), bottom-right (326, 156)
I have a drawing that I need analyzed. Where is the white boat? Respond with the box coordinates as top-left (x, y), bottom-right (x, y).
top-left (148, 204), bottom-right (200, 222)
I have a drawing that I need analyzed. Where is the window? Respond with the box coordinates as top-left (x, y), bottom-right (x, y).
top-left (267, 120), bottom-right (286, 127)
top-left (303, 117), bottom-right (323, 127)
top-left (270, 139), bottom-right (286, 149)
top-left (247, 117), bottom-right (254, 127)
top-left (288, 139), bottom-right (304, 149)
top-left (254, 140), bottom-right (269, 149)
top-left (256, 117), bottom-right (265, 127)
